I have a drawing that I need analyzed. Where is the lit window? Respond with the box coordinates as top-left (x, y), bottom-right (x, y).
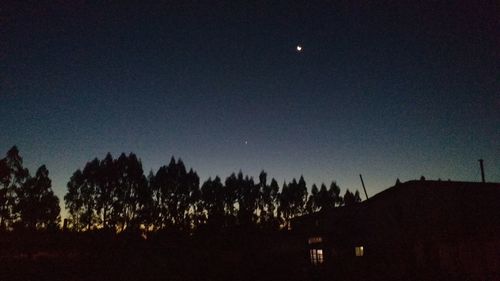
top-left (355, 246), bottom-right (364, 257)
top-left (310, 249), bottom-right (324, 265)
top-left (308, 236), bottom-right (323, 244)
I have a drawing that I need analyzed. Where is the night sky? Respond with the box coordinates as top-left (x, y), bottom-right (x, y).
top-left (1, 1), bottom-right (499, 216)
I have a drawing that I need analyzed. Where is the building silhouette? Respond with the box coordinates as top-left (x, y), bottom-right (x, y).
top-left (292, 179), bottom-right (500, 281)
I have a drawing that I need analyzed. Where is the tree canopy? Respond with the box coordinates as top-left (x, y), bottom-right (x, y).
top-left (2, 146), bottom-right (364, 233)
top-left (0, 147), bottom-right (60, 231)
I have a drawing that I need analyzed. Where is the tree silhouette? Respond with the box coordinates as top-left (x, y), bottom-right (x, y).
top-left (152, 158), bottom-right (183, 229)
top-left (65, 167), bottom-right (98, 231)
top-left (223, 173), bottom-right (239, 226)
top-left (150, 157), bottom-right (199, 231)
top-left (145, 170), bottom-right (159, 230)
top-left (64, 153), bottom-right (149, 232)
top-left (151, 164), bottom-right (170, 229)
top-left (306, 181), bottom-right (344, 214)
top-left (185, 168), bottom-right (201, 230)
top-left (200, 176), bottom-right (225, 228)
top-left (170, 159), bottom-right (199, 231)
top-left (318, 183), bottom-right (334, 210)
top-left (0, 156), bottom-right (10, 230)
top-left (258, 173), bottom-right (279, 228)
top-left (17, 165), bottom-right (60, 230)
top-left (306, 184), bottom-right (319, 214)
top-left (295, 176), bottom-right (308, 216)
top-left (279, 176), bottom-right (308, 228)
top-left (234, 172), bottom-right (259, 226)
top-left (0, 146), bottom-right (29, 230)
top-left (343, 189), bottom-right (362, 206)
top-left (164, 157), bottom-right (184, 228)
top-left (257, 171), bottom-right (267, 222)
top-left (62, 150), bottom-right (348, 233)
top-left (329, 181), bottom-right (342, 207)
top-left (277, 181), bottom-right (288, 227)
top-left (354, 190), bottom-right (362, 203)
top-left (112, 153), bottom-right (148, 232)
top-left (134, 168), bottom-right (155, 232)
top-left (96, 153), bottom-right (118, 230)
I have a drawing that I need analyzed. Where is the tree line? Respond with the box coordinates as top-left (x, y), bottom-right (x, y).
top-left (0, 146), bottom-right (362, 233)
top-left (0, 146), bottom-right (60, 231)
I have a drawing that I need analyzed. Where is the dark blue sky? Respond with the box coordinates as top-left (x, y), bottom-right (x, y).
top-left (1, 1), bottom-right (499, 215)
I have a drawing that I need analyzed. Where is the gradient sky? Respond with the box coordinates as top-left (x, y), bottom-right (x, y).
top-left (1, 1), bottom-right (499, 216)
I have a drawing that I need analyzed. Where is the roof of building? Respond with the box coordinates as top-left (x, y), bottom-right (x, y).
top-left (292, 180), bottom-right (500, 242)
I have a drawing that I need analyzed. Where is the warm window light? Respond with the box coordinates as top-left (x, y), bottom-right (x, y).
top-left (355, 246), bottom-right (364, 257)
top-left (310, 249), bottom-right (324, 265)
top-left (308, 236), bottom-right (323, 244)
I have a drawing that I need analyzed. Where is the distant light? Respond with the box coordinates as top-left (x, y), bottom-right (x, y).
top-left (355, 246), bottom-right (364, 257)
top-left (296, 45), bottom-right (303, 52)
top-left (308, 236), bottom-right (323, 244)
top-left (310, 248), bottom-right (324, 265)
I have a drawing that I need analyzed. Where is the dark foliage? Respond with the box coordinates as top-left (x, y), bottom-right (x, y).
top-left (63, 152), bottom-right (359, 232)
top-left (0, 147), bottom-right (60, 231)
top-left (1, 146), bottom-right (361, 234)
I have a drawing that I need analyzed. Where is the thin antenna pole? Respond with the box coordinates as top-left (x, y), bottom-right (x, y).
top-left (359, 174), bottom-right (369, 200)
top-left (479, 159), bottom-right (485, 183)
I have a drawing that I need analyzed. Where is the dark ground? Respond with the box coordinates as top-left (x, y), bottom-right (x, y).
top-left (0, 229), bottom-right (308, 281)
top-left (1, 229), bottom-right (490, 281)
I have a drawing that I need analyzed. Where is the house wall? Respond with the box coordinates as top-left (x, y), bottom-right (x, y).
top-left (296, 181), bottom-right (500, 281)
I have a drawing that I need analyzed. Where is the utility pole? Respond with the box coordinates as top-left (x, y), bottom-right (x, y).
top-left (359, 174), bottom-right (369, 200)
top-left (479, 159), bottom-right (485, 183)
